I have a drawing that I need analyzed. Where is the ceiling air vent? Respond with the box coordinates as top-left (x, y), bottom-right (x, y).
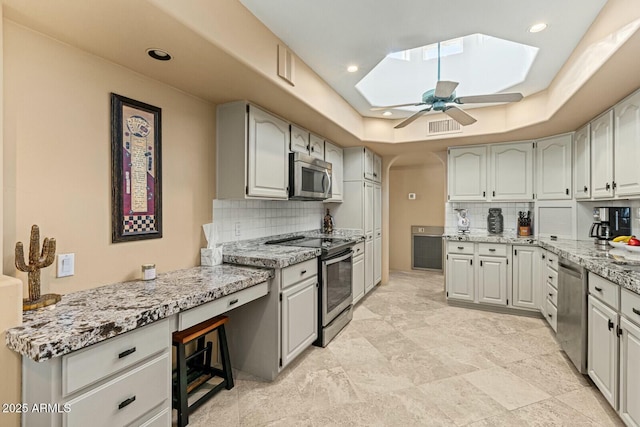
top-left (427, 119), bottom-right (462, 135)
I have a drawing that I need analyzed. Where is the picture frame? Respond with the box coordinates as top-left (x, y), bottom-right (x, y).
top-left (111, 93), bottom-right (162, 243)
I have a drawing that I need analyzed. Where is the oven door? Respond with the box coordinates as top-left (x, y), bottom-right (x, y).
top-left (291, 158), bottom-right (332, 200)
top-left (322, 250), bottom-right (353, 327)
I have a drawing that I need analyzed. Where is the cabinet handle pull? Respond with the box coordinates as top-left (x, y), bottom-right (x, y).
top-left (633, 308), bottom-right (640, 316)
top-left (229, 298), bottom-right (239, 305)
top-left (608, 319), bottom-right (614, 331)
top-left (480, 260), bottom-right (483, 267)
top-left (489, 248), bottom-right (496, 252)
top-left (483, 191), bottom-right (486, 197)
top-left (300, 270), bottom-right (307, 275)
top-left (118, 347), bottom-right (136, 359)
top-left (613, 181), bottom-right (617, 190)
top-left (594, 286), bottom-right (603, 292)
top-left (548, 276), bottom-right (553, 280)
top-left (617, 326), bottom-right (623, 337)
top-left (548, 314), bottom-right (552, 318)
top-left (606, 182), bottom-right (611, 190)
top-left (118, 396), bottom-right (136, 410)
top-left (584, 186), bottom-right (588, 193)
top-left (457, 246), bottom-right (464, 250)
top-left (492, 191), bottom-right (496, 197)
top-left (549, 293), bottom-right (553, 297)
top-left (549, 259), bottom-right (554, 263)
top-left (565, 188), bottom-right (569, 195)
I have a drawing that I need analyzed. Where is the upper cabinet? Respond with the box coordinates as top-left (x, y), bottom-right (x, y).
top-left (489, 142), bottom-right (534, 201)
top-left (309, 134), bottom-right (325, 160)
top-left (448, 146), bottom-right (487, 201)
top-left (217, 102), bottom-right (289, 200)
top-left (290, 125), bottom-right (310, 155)
top-left (373, 154), bottom-right (382, 183)
top-left (343, 147), bottom-right (382, 183)
top-left (591, 110), bottom-right (615, 199)
top-left (614, 90), bottom-right (640, 197)
top-left (535, 134), bottom-right (572, 200)
top-left (574, 124), bottom-right (591, 199)
top-left (324, 141), bottom-right (343, 202)
top-left (364, 148), bottom-right (375, 181)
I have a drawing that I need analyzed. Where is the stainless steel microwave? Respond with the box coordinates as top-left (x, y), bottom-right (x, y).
top-left (289, 152), bottom-right (332, 200)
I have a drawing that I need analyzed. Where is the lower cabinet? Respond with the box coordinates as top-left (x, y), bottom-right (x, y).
top-left (281, 276), bottom-right (318, 367)
top-left (477, 256), bottom-right (507, 305)
top-left (352, 243), bottom-right (365, 304)
top-left (365, 236), bottom-right (374, 293)
top-left (446, 253), bottom-right (475, 302)
top-left (374, 233), bottom-right (382, 285)
top-left (588, 294), bottom-right (619, 407)
top-left (620, 316), bottom-right (640, 427)
top-left (512, 246), bottom-right (540, 310)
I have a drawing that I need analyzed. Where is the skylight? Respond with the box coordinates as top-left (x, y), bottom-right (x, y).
top-left (356, 34), bottom-right (538, 110)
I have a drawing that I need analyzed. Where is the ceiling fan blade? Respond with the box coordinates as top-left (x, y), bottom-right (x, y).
top-left (434, 81), bottom-right (459, 98)
top-left (444, 106), bottom-right (477, 126)
top-left (370, 102), bottom-right (426, 111)
top-left (394, 107), bottom-right (432, 129)
top-left (455, 92), bottom-right (523, 104)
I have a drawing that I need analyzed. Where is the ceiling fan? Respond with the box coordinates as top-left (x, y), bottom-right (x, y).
top-left (371, 42), bottom-right (524, 129)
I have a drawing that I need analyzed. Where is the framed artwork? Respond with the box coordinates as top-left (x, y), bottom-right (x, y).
top-left (111, 93), bottom-right (162, 243)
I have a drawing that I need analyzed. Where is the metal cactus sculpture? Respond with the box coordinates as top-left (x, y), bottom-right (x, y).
top-left (15, 225), bottom-right (60, 310)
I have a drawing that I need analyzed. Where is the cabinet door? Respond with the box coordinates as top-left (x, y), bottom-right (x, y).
top-left (290, 125), bottom-right (310, 154)
top-left (446, 254), bottom-right (474, 302)
top-left (365, 236), bottom-right (374, 293)
top-left (373, 154), bottom-right (382, 182)
top-left (477, 256), bottom-right (507, 306)
top-left (364, 148), bottom-right (375, 181)
top-left (324, 141), bottom-right (343, 202)
top-left (448, 146), bottom-right (487, 201)
top-left (620, 317), bottom-right (640, 427)
top-left (374, 184), bottom-right (381, 233)
top-left (591, 110), bottom-right (614, 199)
top-left (364, 182), bottom-right (374, 235)
top-left (587, 295), bottom-right (618, 408)
top-left (512, 246), bottom-right (540, 310)
top-left (352, 255), bottom-right (365, 304)
top-left (281, 277), bottom-right (318, 368)
top-left (489, 142), bottom-right (534, 201)
top-left (535, 134), bottom-right (572, 200)
top-left (374, 235), bottom-right (382, 285)
top-left (574, 124), bottom-right (591, 199)
top-left (309, 134), bottom-right (325, 159)
top-left (614, 91), bottom-right (640, 197)
top-left (248, 107), bottom-right (290, 199)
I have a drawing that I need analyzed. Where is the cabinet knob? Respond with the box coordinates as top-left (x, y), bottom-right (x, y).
top-left (549, 293), bottom-right (553, 297)
top-left (565, 188), bottom-right (569, 195)
top-left (606, 182), bottom-right (611, 191)
top-left (594, 286), bottom-right (603, 292)
top-left (548, 314), bottom-right (552, 318)
top-left (584, 186), bottom-right (588, 193)
top-left (548, 276), bottom-right (553, 280)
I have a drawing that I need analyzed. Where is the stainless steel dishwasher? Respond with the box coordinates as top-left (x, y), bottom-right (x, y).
top-left (557, 257), bottom-right (588, 374)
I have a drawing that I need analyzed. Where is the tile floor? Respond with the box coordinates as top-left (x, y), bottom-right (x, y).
top-left (183, 270), bottom-right (623, 426)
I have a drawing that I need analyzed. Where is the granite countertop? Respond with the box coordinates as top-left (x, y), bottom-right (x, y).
top-left (443, 229), bottom-right (536, 245)
top-left (6, 264), bottom-right (273, 362)
top-left (223, 229), bottom-right (365, 268)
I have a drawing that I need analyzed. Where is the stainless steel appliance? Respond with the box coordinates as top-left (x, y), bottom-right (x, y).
top-left (265, 235), bottom-right (354, 346)
top-left (288, 152), bottom-right (332, 201)
top-left (589, 207), bottom-right (631, 247)
top-left (557, 257), bottom-right (588, 374)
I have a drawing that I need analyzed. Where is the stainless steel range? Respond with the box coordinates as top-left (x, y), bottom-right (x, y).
top-left (266, 235), bottom-right (355, 346)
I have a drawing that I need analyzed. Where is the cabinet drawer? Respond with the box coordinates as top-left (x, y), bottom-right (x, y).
top-left (62, 318), bottom-right (170, 396)
top-left (546, 283), bottom-right (558, 307)
top-left (137, 407), bottom-right (170, 427)
top-left (546, 298), bottom-right (558, 332)
top-left (478, 243), bottom-right (507, 257)
top-left (545, 266), bottom-right (558, 289)
top-left (353, 242), bottom-right (365, 259)
top-left (621, 288), bottom-right (640, 325)
top-left (589, 273), bottom-right (620, 310)
top-left (64, 352), bottom-right (170, 427)
top-left (447, 241), bottom-right (474, 254)
top-left (545, 252), bottom-right (559, 270)
top-left (178, 281), bottom-right (269, 330)
top-left (282, 258), bottom-right (318, 289)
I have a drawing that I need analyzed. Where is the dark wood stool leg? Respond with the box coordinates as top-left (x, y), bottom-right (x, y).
top-left (176, 342), bottom-right (189, 427)
top-left (218, 324), bottom-right (234, 390)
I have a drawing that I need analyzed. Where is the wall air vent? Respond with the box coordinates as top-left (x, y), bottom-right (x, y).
top-left (427, 119), bottom-right (462, 135)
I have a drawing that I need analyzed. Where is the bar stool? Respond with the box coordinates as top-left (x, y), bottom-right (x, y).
top-left (172, 315), bottom-right (234, 427)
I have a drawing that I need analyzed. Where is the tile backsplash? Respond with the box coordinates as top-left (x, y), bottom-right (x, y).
top-left (446, 202), bottom-right (535, 232)
top-left (213, 200), bottom-right (325, 243)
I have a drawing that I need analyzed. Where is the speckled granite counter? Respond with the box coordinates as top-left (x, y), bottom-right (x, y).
top-left (6, 264), bottom-right (273, 362)
top-left (223, 229), bottom-right (365, 268)
top-left (443, 229), bottom-right (536, 245)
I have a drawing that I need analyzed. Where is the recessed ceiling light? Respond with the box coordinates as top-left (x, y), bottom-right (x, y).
top-left (347, 65), bottom-right (359, 73)
top-left (528, 23), bottom-right (547, 33)
top-left (382, 111), bottom-right (392, 116)
top-left (147, 48), bottom-right (172, 61)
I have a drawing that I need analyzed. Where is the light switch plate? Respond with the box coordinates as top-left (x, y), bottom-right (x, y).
top-left (57, 253), bottom-right (75, 278)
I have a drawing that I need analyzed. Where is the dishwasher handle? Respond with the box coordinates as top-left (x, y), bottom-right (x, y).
top-left (559, 262), bottom-right (583, 279)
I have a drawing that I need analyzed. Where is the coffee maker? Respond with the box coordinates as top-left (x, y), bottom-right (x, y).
top-left (590, 207), bottom-right (631, 247)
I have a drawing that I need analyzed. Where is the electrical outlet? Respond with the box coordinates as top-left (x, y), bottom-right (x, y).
top-left (234, 222), bottom-right (241, 237)
top-left (57, 253), bottom-right (75, 278)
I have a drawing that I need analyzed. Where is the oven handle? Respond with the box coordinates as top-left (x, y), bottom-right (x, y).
top-left (323, 169), bottom-right (332, 199)
top-left (323, 249), bottom-right (353, 266)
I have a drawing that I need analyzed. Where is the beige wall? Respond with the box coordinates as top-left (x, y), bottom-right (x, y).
top-left (388, 163), bottom-right (445, 271)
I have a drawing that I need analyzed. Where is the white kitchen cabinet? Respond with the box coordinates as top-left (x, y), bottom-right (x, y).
top-left (365, 238), bottom-right (374, 293)
top-left (281, 276), bottom-right (318, 368)
top-left (574, 124), bottom-right (591, 199)
top-left (614, 90), bottom-right (640, 197)
top-left (489, 142), bottom-right (534, 201)
top-left (620, 316), bottom-right (640, 427)
top-left (447, 146), bottom-right (487, 201)
top-left (309, 134), bottom-right (325, 159)
top-left (373, 154), bottom-right (382, 183)
top-left (324, 141), bottom-right (343, 202)
top-left (446, 253), bottom-right (474, 302)
top-left (591, 110), bottom-right (615, 199)
top-left (588, 295), bottom-right (619, 408)
top-left (477, 256), bottom-right (507, 306)
top-left (290, 125), bottom-right (310, 154)
top-left (364, 147), bottom-right (375, 181)
top-left (535, 134), bottom-right (572, 200)
top-left (364, 182), bottom-right (374, 235)
top-left (512, 246), bottom-right (540, 311)
top-left (352, 243), bottom-right (365, 304)
top-left (374, 234), bottom-right (382, 286)
top-left (343, 146), bottom-right (381, 183)
top-left (374, 184), bottom-right (382, 285)
top-left (217, 102), bottom-right (289, 200)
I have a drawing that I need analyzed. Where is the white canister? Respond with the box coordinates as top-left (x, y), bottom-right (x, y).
top-left (141, 264), bottom-right (156, 280)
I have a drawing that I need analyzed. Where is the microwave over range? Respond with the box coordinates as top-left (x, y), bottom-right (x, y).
top-left (289, 152), bottom-right (332, 201)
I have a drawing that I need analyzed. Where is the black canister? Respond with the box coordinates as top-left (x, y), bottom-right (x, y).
top-left (487, 208), bottom-right (504, 234)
